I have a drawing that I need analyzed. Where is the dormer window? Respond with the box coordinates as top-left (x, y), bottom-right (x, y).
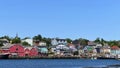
top-left (16, 48), bottom-right (18, 51)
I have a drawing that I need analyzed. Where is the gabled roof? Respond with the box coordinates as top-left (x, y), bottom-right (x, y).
top-left (88, 41), bottom-right (96, 45)
top-left (56, 39), bottom-right (66, 41)
top-left (103, 45), bottom-right (111, 49)
top-left (24, 47), bottom-right (34, 50)
top-left (111, 46), bottom-right (119, 50)
top-left (52, 38), bottom-right (66, 42)
top-left (1, 45), bottom-right (13, 49)
top-left (1, 44), bottom-right (23, 49)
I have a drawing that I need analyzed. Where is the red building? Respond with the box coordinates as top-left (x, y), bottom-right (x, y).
top-left (10, 44), bottom-right (25, 57)
top-left (1, 44), bottom-right (39, 57)
top-left (1, 44), bottom-right (25, 57)
top-left (24, 47), bottom-right (38, 57)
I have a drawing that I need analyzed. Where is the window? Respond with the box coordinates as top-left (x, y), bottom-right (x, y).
top-left (16, 48), bottom-right (18, 51)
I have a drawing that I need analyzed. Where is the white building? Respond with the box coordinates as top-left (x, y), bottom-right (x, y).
top-left (22, 39), bottom-right (33, 46)
top-left (0, 39), bottom-right (9, 46)
top-left (51, 38), bottom-right (67, 46)
top-left (39, 42), bottom-right (47, 46)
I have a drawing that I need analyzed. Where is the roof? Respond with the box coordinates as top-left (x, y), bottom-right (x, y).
top-left (103, 45), bottom-right (111, 49)
top-left (111, 46), bottom-right (120, 50)
top-left (1, 45), bottom-right (13, 49)
top-left (0, 39), bottom-right (9, 42)
top-left (52, 38), bottom-right (66, 41)
top-left (1, 44), bottom-right (23, 49)
top-left (25, 47), bottom-right (34, 50)
top-left (88, 41), bottom-right (96, 45)
top-left (57, 39), bottom-right (66, 41)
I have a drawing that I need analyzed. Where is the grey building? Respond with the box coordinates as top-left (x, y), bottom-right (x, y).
top-left (51, 38), bottom-right (67, 46)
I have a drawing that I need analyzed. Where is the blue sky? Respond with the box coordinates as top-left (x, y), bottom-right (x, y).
top-left (0, 0), bottom-right (120, 40)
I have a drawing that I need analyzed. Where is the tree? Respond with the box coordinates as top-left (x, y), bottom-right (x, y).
top-left (101, 38), bottom-right (106, 45)
top-left (33, 34), bottom-right (42, 41)
top-left (22, 41), bottom-right (30, 46)
top-left (0, 35), bottom-right (11, 42)
top-left (94, 37), bottom-right (101, 44)
top-left (23, 37), bottom-right (31, 40)
top-left (0, 40), bottom-right (4, 47)
top-left (42, 37), bottom-right (51, 46)
top-left (12, 37), bottom-right (21, 44)
top-left (79, 38), bottom-right (89, 45)
top-left (108, 40), bottom-right (118, 46)
top-left (66, 38), bottom-right (72, 43)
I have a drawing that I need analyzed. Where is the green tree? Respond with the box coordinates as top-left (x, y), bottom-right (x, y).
top-left (42, 37), bottom-right (51, 46)
top-left (101, 38), bottom-right (106, 45)
top-left (23, 37), bottom-right (31, 40)
top-left (108, 40), bottom-right (118, 46)
top-left (66, 38), bottom-right (72, 43)
top-left (22, 41), bottom-right (31, 46)
top-left (33, 34), bottom-right (42, 41)
top-left (0, 40), bottom-right (4, 47)
top-left (94, 37), bottom-right (101, 44)
top-left (0, 35), bottom-right (11, 42)
top-left (12, 37), bottom-right (21, 44)
top-left (79, 38), bottom-right (89, 45)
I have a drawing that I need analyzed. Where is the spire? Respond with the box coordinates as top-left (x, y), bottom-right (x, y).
top-left (15, 33), bottom-right (18, 39)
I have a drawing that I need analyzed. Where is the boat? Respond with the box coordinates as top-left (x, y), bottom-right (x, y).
top-left (97, 57), bottom-right (116, 59)
top-left (0, 53), bottom-right (9, 59)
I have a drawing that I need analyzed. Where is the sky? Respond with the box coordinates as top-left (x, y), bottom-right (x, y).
top-left (0, 0), bottom-right (120, 40)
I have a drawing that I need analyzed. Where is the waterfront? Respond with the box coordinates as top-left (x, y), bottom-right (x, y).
top-left (0, 59), bottom-right (120, 68)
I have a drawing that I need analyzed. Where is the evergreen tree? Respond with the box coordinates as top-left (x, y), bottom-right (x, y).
top-left (33, 34), bottom-right (42, 41)
top-left (66, 38), bottom-right (72, 43)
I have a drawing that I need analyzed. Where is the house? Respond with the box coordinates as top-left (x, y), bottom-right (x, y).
top-left (0, 39), bottom-right (9, 46)
top-left (22, 39), bottom-right (33, 46)
top-left (1, 44), bottom-right (12, 53)
top-left (72, 40), bottom-right (81, 49)
top-left (88, 41), bottom-right (96, 46)
top-left (39, 42), bottom-right (47, 46)
top-left (24, 47), bottom-right (38, 57)
top-left (102, 45), bottom-right (111, 54)
top-left (83, 46), bottom-right (94, 53)
top-left (55, 44), bottom-right (72, 56)
top-left (68, 44), bottom-right (77, 52)
top-left (51, 38), bottom-right (67, 46)
top-left (1, 44), bottom-right (25, 57)
top-left (33, 39), bottom-right (40, 46)
top-left (95, 44), bottom-right (103, 53)
top-left (111, 46), bottom-right (120, 56)
top-left (32, 40), bottom-right (48, 56)
top-left (50, 43), bottom-right (72, 56)
top-left (72, 40), bottom-right (80, 46)
top-left (82, 41), bottom-right (98, 54)
top-left (37, 46), bottom-right (48, 56)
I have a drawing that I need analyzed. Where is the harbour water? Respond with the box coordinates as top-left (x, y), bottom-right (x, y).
top-left (0, 59), bottom-right (120, 68)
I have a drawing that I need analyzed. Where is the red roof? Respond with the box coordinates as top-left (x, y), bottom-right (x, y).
top-left (111, 46), bottom-right (120, 50)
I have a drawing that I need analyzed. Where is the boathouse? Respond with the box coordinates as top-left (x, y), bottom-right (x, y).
top-left (24, 47), bottom-right (38, 57)
top-left (1, 44), bottom-right (25, 57)
top-left (111, 46), bottom-right (120, 55)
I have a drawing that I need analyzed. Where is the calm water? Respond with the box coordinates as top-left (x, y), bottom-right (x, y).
top-left (0, 59), bottom-right (120, 68)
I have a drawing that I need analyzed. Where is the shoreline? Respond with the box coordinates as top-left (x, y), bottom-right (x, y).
top-left (7, 56), bottom-right (119, 60)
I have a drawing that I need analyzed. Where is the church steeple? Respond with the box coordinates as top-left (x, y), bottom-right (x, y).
top-left (15, 33), bottom-right (18, 39)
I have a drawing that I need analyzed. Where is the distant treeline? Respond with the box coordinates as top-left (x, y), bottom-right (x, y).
top-left (0, 34), bottom-right (120, 47)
